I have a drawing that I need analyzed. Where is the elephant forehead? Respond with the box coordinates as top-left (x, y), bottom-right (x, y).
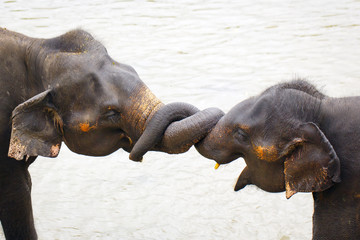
top-left (252, 144), bottom-right (278, 162)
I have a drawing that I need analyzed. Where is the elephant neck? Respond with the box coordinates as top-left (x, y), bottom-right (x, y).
top-left (6, 31), bottom-right (48, 99)
top-left (289, 92), bottom-right (324, 127)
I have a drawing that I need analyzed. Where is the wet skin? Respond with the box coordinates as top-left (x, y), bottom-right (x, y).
top-left (196, 80), bottom-right (360, 240)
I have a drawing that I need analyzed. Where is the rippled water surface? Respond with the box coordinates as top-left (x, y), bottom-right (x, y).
top-left (1, 0), bottom-right (360, 239)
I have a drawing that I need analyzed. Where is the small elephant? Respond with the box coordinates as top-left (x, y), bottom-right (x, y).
top-left (196, 79), bottom-right (360, 239)
top-left (0, 28), bottom-right (223, 240)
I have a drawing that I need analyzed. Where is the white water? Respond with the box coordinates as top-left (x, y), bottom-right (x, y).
top-left (1, 0), bottom-right (360, 239)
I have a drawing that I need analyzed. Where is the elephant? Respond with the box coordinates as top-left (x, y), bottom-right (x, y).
top-left (0, 28), bottom-right (224, 240)
top-left (196, 79), bottom-right (360, 239)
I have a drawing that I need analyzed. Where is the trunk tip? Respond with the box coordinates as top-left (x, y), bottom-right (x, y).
top-left (129, 152), bottom-right (143, 162)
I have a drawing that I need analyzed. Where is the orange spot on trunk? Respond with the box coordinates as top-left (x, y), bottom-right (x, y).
top-left (79, 122), bottom-right (97, 132)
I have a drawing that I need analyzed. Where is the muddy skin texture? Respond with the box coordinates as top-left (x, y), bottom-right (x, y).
top-left (196, 79), bottom-right (360, 240)
top-left (0, 28), bottom-right (223, 240)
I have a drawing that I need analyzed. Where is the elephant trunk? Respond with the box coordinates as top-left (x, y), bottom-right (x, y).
top-left (194, 116), bottom-right (236, 164)
top-left (155, 107), bottom-right (225, 154)
top-left (129, 100), bottom-right (224, 162)
top-left (125, 85), bottom-right (164, 142)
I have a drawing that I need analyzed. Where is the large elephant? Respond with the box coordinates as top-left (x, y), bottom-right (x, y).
top-left (196, 80), bottom-right (360, 239)
top-left (0, 28), bottom-right (223, 240)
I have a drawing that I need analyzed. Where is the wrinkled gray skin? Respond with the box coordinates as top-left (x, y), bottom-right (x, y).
top-left (0, 28), bottom-right (224, 240)
top-left (196, 80), bottom-right (360, 240)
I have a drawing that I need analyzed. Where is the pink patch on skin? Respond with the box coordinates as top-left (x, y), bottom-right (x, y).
top-left (50, 144), bottom-right (60, 157)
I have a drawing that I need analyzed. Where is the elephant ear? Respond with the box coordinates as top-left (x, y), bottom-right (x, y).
top-left (283, 122), bottom-right (341, 199)
top-left (8, 90), bottom-right (63, 161)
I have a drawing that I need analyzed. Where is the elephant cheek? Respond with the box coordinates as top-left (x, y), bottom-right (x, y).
top-left (241, 158), bottom-right (286, 193)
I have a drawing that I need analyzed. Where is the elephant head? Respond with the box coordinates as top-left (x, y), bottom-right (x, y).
top-left (7, 29), bottom-right (224, 161)
top-left (196, 80), bottom-right (341, 198)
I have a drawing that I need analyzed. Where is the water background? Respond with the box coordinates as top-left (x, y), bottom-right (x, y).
top-left (1, 0), bottom-right (360, 239)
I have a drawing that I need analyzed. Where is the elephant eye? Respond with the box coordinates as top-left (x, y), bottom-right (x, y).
top-left (104, 109), bottom-right (117, 117)
top-left (235, 128), bottom-right (249, 142)
top-left (102, 108), bottom-right (120, 121)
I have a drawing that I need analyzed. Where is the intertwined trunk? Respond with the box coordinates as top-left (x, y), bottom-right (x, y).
top-left (127, 86), bottom-right (224, 161)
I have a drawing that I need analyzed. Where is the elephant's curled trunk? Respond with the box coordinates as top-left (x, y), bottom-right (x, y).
top-left (157, 107), bottom-right (225, 154)
top-left (129, 103), bottom-right (224, 161)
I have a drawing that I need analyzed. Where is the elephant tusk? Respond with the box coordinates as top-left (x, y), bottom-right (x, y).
top-left (214, 163), bottom-right (220, 170)
top-left (127, 136), bottom-right (133, 146)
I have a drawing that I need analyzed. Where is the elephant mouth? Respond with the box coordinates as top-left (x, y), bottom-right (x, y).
top-left (215, 163), bottom-right (246, 192)
top-left (120, 133), bottom-right (133, 153)
top-left (213, 152), bottom-right (244, 166)
top-left (212, 154), bottom-right (246, 191)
